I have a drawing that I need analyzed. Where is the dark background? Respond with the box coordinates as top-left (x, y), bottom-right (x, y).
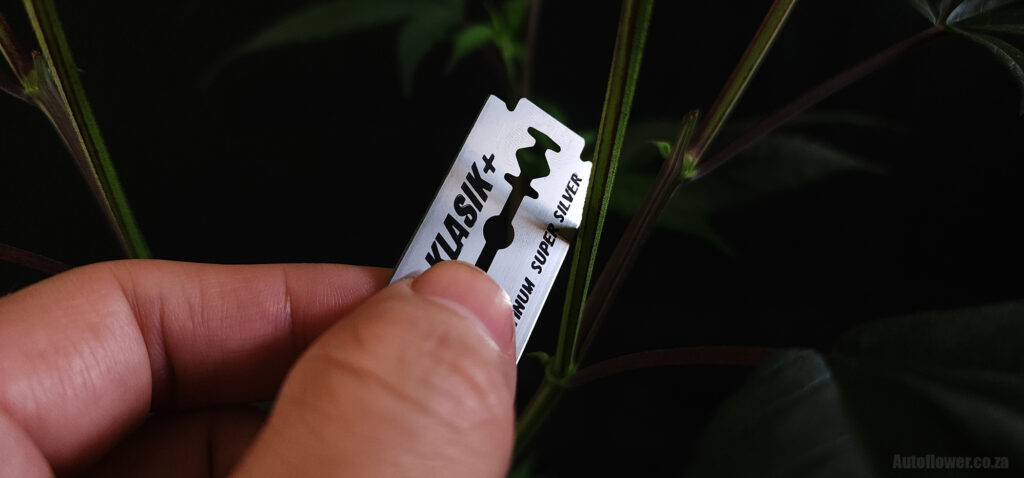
top-left (1, 0), bottom-right (1022, 474)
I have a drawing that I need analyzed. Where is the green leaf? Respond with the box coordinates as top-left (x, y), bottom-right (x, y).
top-left (904, 0), bottom-right (1024, 24)
top-left (397, 9), bottom-right (460, 95)
top-left (687, 350), bottom-right (876, 477)
top-left (524, 351), bottom-right (551, 366)
top-left (231, 0), bottom-right (465, 94)
top-left (610, 126), bottom-right (881, 252)
top-left (447, 23), bottom-right (494, 71)
top-left (481, 0), bottom-right (530, 87)
top-left (650, 140), bottom-right (673, 160)
top-left (947, 0), bottom-right (1024, 23)
top-left (501, 0), bottom-right (532, 33)
top-left (907, 0), bottom-right (942, 23)
top-left (940, 0), bottom-right (971, 22)
top-left (235, 0), bottom-right (425, 55)
top-left (954, 29), bottom-right (1024, 113)
top-left (508, 453), bottom-right (543, 478)
top-left (954, 3), bottom-right (1024, 34)
top-left (689, 302), bottom-right (1024, 477)
top-left (905, 0), bottom-right (975, 23)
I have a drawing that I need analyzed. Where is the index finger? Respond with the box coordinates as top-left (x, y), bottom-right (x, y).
top-left (0, 260), bottom-right (389, 473)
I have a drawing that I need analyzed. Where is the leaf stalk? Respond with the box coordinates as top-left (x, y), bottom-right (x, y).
top-left (687, 0), bottom-right (798, 162)
top-left (694, 24), bottom-right (943, 179)
top-left (21, 0), bottom-right (150, 258)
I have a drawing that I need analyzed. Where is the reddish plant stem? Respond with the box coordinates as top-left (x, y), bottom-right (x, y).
top-left (0, 12), bottom-right (33, 80)
top-left (0, 70), bottom-right (28, 102)
top-left (0, 243), bottom-right (70, 276)
top-left (694, 24), bottom-right (943, 179)
top-left (574, 26), bottom-right (943, 365)
top-left (576, 111), bottom-right (697, 360)
top-left (568, 347), bottom-right (779, 388)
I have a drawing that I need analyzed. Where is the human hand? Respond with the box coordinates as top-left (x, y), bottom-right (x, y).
top-left (0, 260), bottom-right (516, 477)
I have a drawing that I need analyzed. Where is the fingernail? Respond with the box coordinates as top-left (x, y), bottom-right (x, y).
top-left (411, 261), bottom-right (514, 354)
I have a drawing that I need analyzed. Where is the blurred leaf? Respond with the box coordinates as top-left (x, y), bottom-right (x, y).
top-left (236, 0), bottom-right (425, 55)
top-left (907, 0), bottom-right (1024, 27)
top-left (397, 9), bottom-right (460, 95)
top-left (524, 351), bottom-right (551, 366)
top-left (784, 110), bottom-right (908, 132)
top-left (907, 0), bottom-right (943, 22)
top-left (611, 119), bottom-right (882, 253)
top-left (953, 29), bottom-right (1024, 113)
top-left (500, 0), bottom-right (531, 33)
top-left (483, 0), bottom-right (530, 85)
top-left (447, 23), bottom-right (494, 71)
top-left (906, 0), bottom-right (1024, 113)
top-left (508, 453), bottom-right (544, 478)
top-left (905, 0), bottom-right (1016, 24)
top-left (956, 3), bottom-right (1024, 33)
top-left (688, 302), bottom-right (1024, 477)
top-left (232, 0), bottom-right (465, 94)
top-left (947, 0), bottom-right (1023, 23)
top-left (687, 350), bottom-right (876, 477)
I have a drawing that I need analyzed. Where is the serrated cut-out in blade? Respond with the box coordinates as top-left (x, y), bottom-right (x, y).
top-left (391, 95), bottom-right (591, 361)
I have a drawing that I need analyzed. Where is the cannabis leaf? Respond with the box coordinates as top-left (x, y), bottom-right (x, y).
top-left (908, 0), bottom-right (1024, 113)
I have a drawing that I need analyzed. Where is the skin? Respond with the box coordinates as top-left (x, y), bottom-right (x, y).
top-left (0, 260), bottom-right (516, 477)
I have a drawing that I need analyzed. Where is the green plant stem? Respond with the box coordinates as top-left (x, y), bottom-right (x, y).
top-left (515, 0), bottom-right (652, 454)
top-left (0, 243), bottom-right (70, 275)
top-left (687, 0), bottom-right (797, 162)
top-left (695, 24), bottom-right (943, 179)
top-left (513, 374), bottom-right (564, 458)
top-left (568, 346), bottom-right (779, 388)
top-left (574, 0), bottom-right (798, 364)
top-left (23, 0), bottom-right (151, 258)
top-left (576, 111), bottom-right (698, 360)
top-left (551, 0), bottom-right (653, 379)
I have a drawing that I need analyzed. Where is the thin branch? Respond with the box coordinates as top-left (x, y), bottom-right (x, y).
top-left (687, 0), bottom-right (798, 162)
top-left (571, 0), bottom-right (799, 367)
top-left (695, 24), bottom-right (943, 179)
top-left (576, 111), bottom-right (698, 361)
top-left (513, 373), bottom-right (563, 460)
top-left (515, 0), bottom-right (654, 456)
top-left (551, 0), bottom-right (653, 377)
top-left (23, 0), bottom-right (151, 258)
top-left (0, 68), bottom-right (29, 103)
top-left (568, 346), bottom-right (779, 388)
top-left (0, 12), bottom-right (33, 81)
top-left (0, 243), bottom-right (70, 276)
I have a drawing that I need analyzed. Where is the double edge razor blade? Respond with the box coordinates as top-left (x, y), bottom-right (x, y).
top-left (391, 95), bottom-right (591, 361)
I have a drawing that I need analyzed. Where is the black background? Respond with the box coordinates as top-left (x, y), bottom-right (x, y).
top-left (1, 0), bottom-right (1022, 474)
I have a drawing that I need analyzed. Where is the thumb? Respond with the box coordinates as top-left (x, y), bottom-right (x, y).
top-left (233, 261), bottom-right (517, 477)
